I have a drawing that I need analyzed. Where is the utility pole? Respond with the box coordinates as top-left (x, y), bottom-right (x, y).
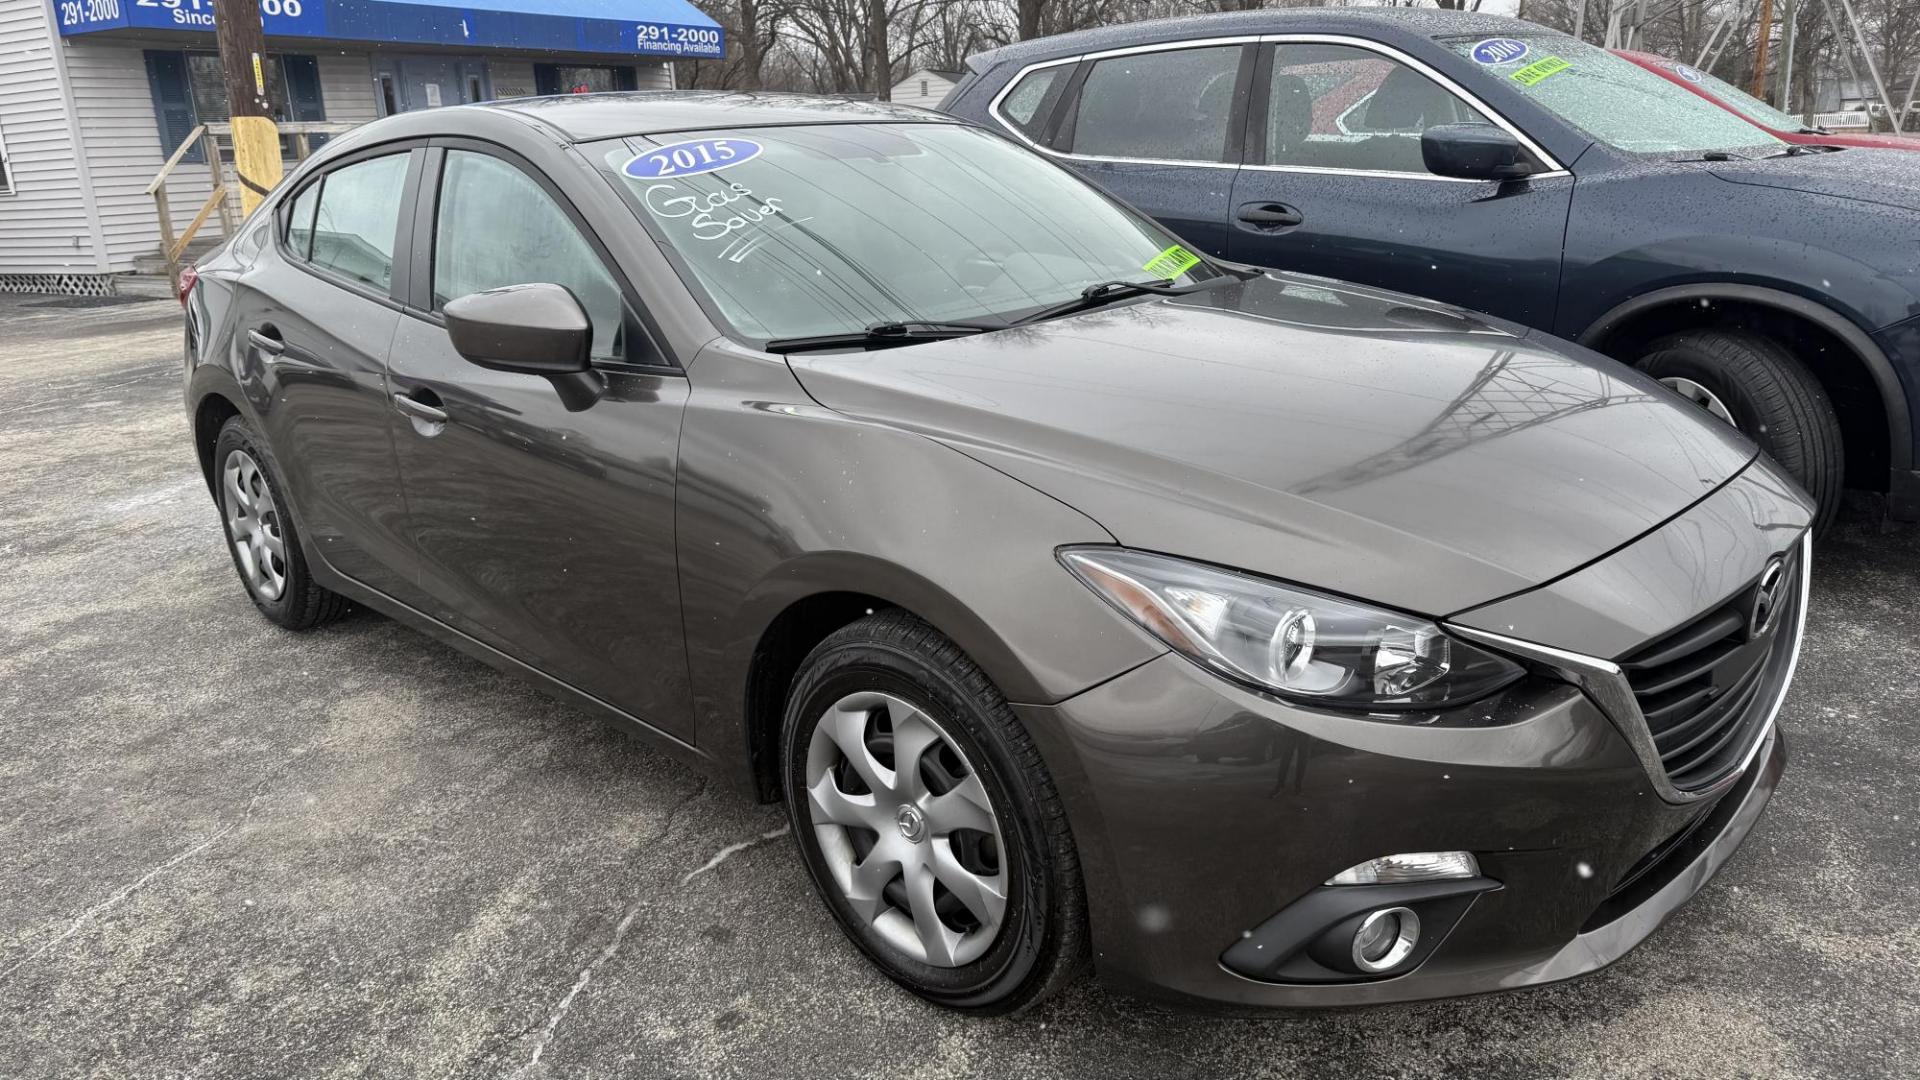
top-left (1751, 0), bottom-right (1775, 99)
top-left (213, 0), bottom-right (281, 215)
top-left (1777, 0), bottom-right (1797, 111)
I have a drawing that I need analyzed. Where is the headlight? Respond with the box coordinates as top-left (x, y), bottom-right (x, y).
top-left (1059, 547), bottom-right (1524, 710)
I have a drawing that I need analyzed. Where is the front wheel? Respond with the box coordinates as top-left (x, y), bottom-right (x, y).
top-left (1635, 329), bottom-right (1844, 534)
top-left (780, 611), bottom-right (1087, 1013)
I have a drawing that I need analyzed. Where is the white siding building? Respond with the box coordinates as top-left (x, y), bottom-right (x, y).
top-left (889, 68), bottom-right (961, 111)
top-left (0, 0), bottom-right (721, 293)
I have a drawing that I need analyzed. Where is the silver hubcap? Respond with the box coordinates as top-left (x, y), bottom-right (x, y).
top-left (804, 691), bottom-right (1007, 968)
top-left (1661, 376), bottom-right (1738, 427)
top-left (221, 449), bottom-right (287, 601)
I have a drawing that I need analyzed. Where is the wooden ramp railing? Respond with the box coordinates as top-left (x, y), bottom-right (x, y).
top-left (145, 121), bottom-right (362, 293)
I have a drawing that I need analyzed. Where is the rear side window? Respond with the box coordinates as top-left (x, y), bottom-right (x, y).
top-left (308, 153), bottom-right (409, 291)
top-left (432, 150), bottom-right (627, 360)
top-left (1067, 46), bottom-right (1242, 162)
top-left (285, 181), bottom-right (320, 258)
top-left (997, 66), bottom-right (1063, 139)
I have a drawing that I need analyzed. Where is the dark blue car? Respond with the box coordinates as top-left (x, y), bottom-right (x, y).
top-left (941, 9), bottom-right (1920, 530)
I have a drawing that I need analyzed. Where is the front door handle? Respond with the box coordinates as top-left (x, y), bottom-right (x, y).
top-left (1236, 202), bottom-right (1304, 229)
top-left (246, 327), bottom-right (285, 355)
top-left (392, 392), bottom-right (448, 425)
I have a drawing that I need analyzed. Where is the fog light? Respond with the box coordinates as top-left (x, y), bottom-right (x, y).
top-left (1351, 906), bottom-right (1420, 973)
top-left (1326, 851), bottom-right (1479, 885)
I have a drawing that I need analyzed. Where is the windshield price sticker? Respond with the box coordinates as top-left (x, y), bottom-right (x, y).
top-left (1471, 38), bottom-right (1530, 65)
top-left (624, 138), bottom-right (762, 180)
top-left (1510, 57), bottom-right (1571, 87)
top-left (1142, 244), bottom-right (1202, 280)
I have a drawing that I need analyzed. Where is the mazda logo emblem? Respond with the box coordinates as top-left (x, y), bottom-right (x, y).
top-left (1749, 557), bottom-right (1789, 640)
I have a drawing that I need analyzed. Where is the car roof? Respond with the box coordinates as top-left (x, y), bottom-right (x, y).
top-left (481, 90), bottom-right (956, 143)
top-left (967, 8), bottom-right (1548, 71)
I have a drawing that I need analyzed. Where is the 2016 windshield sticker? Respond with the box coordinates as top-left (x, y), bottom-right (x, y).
top-left (1674, 63), bottom-right (1705, 83)
top-left (1470, 38), bottom-right (1530, 65)
top-left (1510, 56), bottom-right (1571, 87)
top-left (623, 138), bottom-right (762, 180)
top-left (1142, 244), bottom-right (1202, 280)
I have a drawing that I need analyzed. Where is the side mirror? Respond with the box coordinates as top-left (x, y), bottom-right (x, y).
top-left (443, 283), bottom-right (592, 376)
top-left (1421, 123), bottom-right (1539, 182)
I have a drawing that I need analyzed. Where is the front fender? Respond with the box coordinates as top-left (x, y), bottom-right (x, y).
top-left (674, 343), bottom-right (1164, 784)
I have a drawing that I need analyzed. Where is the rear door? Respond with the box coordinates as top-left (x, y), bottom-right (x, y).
top-left (230, 145), bottom-right (422, 600)
top-left (383, 141), bottom-right (694, 737)
top-left (1008, 42), bottom-right (1254, 259)
top-left (1227, 40), bottom-right (1573, 327)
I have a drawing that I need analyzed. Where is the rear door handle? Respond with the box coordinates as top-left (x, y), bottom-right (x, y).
top-left (1236, 203), bottom-right (1304, 228)
top-left (392, 392), bottom-right (448, 424)
top-left (247, 328), bottom-right (285, 355)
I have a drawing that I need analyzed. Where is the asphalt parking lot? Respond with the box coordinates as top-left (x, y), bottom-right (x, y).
top-left (1, 291), bottom-right (1915, 1079)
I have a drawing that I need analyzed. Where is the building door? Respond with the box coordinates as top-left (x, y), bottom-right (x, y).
top-left (373, 57), bottom-right (490, 115)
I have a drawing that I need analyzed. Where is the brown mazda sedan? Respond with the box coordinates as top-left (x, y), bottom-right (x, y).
top-left (183, 93), bottom-right (1811, 1013)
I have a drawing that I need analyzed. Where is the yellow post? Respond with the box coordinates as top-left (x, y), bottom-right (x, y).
top-left (230, 115), bottom-right (282, 216)
top-left (214, 0), bottom-right (282, 214)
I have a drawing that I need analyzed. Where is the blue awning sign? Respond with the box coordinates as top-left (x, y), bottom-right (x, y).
top-left (56, 0), bottom-right (724, 61)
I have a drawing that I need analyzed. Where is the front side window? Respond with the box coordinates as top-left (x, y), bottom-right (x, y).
top-left (307, 153), bottom-right (409, 291)
top-left (1444, 35), bottom-right (1782, 154)
top-left (594, 123), bottom-right (1224, 342)
top-left (1067, 46), bottom-right (1242, 162)
top-left (433, 150), bottom-right (627, 360)
top-left (1265, 44), bottom-right (1494, 174)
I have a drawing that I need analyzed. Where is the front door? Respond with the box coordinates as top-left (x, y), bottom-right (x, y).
top-left (374, 57), bottom-right (489, 115)
top-left (384, 144), bottom-right (695, 736)
top-left (1227, 41), bottom-right (1572, 328)
top-left (1046, 42), bottom-right (1251, 259)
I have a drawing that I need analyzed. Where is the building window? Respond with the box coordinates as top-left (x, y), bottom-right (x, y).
top-left (534, 64), bottom-right (637, 96)
top-left (145, 50), bottom-right (327, 164)
top-left (920, 79), bottom-right (929, 97)
top-left (0, 118), bottom-right (13, 195)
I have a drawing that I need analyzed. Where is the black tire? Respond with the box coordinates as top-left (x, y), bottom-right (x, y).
top-left (1636, 329), bottom-right (1844, 534)
top-left (780, 610), bottom-right (1088, 1014)
top-left (211, 415), bottom-right (352, 630)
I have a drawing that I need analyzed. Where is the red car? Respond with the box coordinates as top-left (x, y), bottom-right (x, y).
top-left (1616, 49), bottom-right (1920, 149)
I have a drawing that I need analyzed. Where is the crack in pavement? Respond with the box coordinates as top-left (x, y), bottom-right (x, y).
top-left (0, 764), bottom-right (291, 983)
top-left (680, 823), bottom-right (791, 886)
top-left (466, 777), bottom-right (715, 1079)
top-left (502, 815), bottom-right (790, 1078)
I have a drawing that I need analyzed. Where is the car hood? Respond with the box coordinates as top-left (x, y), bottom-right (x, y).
top-left (1710, 148), bottom-right (1920, 213)
top-left (786, 273), bottom-right (1757, 617)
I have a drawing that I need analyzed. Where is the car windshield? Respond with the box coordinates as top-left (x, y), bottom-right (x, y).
top-left (590, 122), bottom-right (1224, 343)
top-left (1444, 35), bottom-right (1785, 155)
top-left (1653, 57), bottom-right (1808, 132)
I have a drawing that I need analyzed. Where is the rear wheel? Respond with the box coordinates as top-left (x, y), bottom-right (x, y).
top-left (212, 416), bottom-right (351, 630)
top-left (1635, 329), bottom-right (1843, 534)
top-left (780, 611), bottom-right (1087, 1013)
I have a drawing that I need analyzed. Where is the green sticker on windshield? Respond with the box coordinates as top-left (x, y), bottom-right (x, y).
top-left (1141, 244), bottom-right (1202, 280)
top-left (1510, 56), bottom-right (1570, 87)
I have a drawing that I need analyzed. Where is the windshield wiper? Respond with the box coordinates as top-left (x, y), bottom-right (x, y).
top-left (763, 319), bottom-right (1004, 355)
top-left (1010, 276), bottom-right (1221, 327)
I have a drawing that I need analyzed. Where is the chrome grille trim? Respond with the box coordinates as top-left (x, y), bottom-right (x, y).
top-left (1446, 533), bottom-right (1810, 806)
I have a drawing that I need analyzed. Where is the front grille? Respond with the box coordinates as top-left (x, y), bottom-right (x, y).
top-left (1619, 550), bottom-right (1800, 791)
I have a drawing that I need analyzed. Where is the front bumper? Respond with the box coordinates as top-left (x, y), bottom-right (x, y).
top-left (1016, 655), bottom-right (1786, 1009)
top-left (1017, 461), bottom-right (1809, 1009)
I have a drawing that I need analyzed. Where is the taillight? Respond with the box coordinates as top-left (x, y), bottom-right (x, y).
top-left (178, 265), bottom-right (199, 307)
